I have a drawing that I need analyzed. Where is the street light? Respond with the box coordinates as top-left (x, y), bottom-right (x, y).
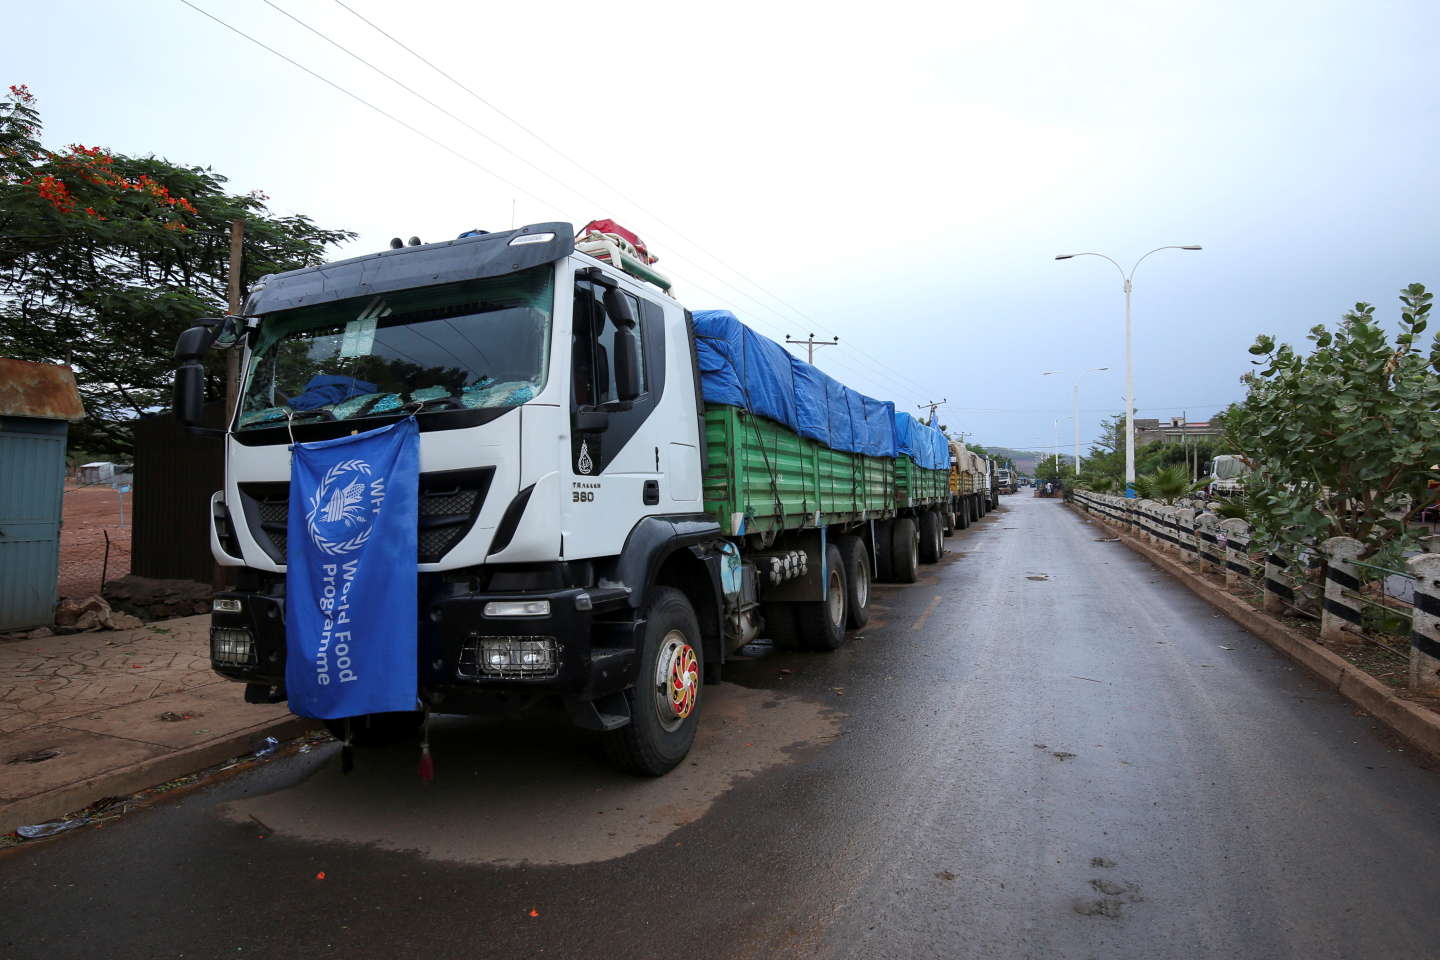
top-left (1055, 245), bottom-right (1202, 497)
top-left (1041, 367), bottom-right (1109, 477)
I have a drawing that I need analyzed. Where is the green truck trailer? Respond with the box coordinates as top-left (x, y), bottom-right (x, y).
top-left (701, 402), bottom-right (953, 638)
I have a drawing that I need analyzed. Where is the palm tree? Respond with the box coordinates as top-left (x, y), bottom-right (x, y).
top-left (1142, 464), bottom-right (1205, 504)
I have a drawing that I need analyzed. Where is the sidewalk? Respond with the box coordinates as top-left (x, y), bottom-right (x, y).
top-left (0, 615), bottom-right (310, 834)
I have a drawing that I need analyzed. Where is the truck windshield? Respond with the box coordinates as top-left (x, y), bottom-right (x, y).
top-left (236, 265), bottom-right (553, 430)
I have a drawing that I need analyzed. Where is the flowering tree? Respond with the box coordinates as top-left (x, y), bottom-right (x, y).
top-left (0, 85), bottom-right (354, 454)
top-left (1225, 284), bottom-right (1440, 565)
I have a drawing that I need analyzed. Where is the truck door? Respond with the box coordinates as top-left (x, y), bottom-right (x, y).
top-left (563, 276), bottom-right (677, 558)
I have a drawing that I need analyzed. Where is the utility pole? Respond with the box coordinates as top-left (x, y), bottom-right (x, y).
top-left (224, 218), bottom-right (245, 420)
top-left (917, 398), bottom-right (947, 426)
top-left (785, 332), bottom-right (839, 365)
top-left (1183, 408), bottom-right (1190, 481)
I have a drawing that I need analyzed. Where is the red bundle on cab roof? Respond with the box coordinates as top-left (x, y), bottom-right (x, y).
top-left (579, 219), bottom-right (656, 264)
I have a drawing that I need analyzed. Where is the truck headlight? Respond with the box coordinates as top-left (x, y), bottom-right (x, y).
top-left (483, 600), bottom-right (550, 618)
top-left (458, 635), bottom-right (559, 678)
top-left (211, 627), bottom-right (256, 666)
top-left (213, 597), bottom-right (243, 613)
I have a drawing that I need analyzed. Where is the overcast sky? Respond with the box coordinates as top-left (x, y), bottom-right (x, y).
top-left (11, 0), bottom-right (1438, 455)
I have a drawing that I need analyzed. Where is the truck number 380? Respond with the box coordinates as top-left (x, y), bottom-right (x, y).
top-left (572, 491), bottom-right (596, 503)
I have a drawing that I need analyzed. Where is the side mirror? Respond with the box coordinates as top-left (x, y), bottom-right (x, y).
top-left (211, 315), bottom-right (246, 349)
top-left (613, 326), bottom-right (641, 402)
top-left (602, 288), bottom-right (635, 327)
top-left (174, 361), bottom-right (205, 428)
top-left (602, 290), bottom-right (641, 401)
top-left (174, 323), bottom-right (217, 362)
top-left (173, 323), bottom-right (215, 430)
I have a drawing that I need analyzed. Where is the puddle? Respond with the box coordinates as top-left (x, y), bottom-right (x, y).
top-left (220, 684), bottom-right (839, 866)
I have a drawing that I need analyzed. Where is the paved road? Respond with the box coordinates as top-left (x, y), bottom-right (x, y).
top-left (4, 497), bottom-right (1439, 959)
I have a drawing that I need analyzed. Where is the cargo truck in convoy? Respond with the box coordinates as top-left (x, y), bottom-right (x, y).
top-left (173, 221), bottom-right (955, 775)
top-left (946, 440), bottom-right (991, 529)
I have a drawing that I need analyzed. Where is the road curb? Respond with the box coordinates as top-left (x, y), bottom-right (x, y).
top-left (1070, 503), bottom-right (1440, 763)
top-left (1, 715), bottom-right (312, 835)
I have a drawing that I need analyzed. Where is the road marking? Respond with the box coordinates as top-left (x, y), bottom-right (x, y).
top-left (910, 595), bottom-right (942, 632)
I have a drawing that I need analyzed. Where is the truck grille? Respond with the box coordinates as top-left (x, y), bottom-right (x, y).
top-left (237, 467), bottom-right (495, 564)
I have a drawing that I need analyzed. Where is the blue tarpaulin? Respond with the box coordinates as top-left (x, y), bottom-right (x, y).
top-left (894, 411), bottom-right (950, 470)
top-left (289, 374), bottom-right (378, 412)
top-left (285, 419), bottom-right (420, 720)
top-left (692, 310), bottom-right (946, 467)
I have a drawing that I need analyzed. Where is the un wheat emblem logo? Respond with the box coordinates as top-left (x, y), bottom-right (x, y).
top-left (306, 459), bottom-right (383, 556)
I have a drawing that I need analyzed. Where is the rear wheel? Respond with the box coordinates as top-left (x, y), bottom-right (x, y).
top-left (835, 535), bottom-right (871, 629)
top-left (919, 510), bottom-right (943, 564)
top-left (797, 542), bottom-right (849, 650)
top-left (892, 517), bottom-right (919, 583)
top-left (873, 522), bottom-right (894, 582)
top-left (603, 586), bottom-right (703, 776)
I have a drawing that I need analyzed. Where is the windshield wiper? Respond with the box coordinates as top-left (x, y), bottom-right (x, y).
top-left (410, 396), bottom-right (464, 412)
top-left (287, 408), bottom-right (337, 423)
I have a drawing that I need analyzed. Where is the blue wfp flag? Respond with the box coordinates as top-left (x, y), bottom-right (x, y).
top-left (285, 418), bottom-right (419, 719)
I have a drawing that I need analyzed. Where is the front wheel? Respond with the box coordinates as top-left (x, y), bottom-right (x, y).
top-left (603, 586), bottom-right (703, 776)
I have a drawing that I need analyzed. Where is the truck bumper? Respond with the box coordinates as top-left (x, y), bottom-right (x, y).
top-left (208, 584), bottom-right (642, 720)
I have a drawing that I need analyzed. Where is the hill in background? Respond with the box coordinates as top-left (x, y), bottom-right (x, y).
top-left (985, 447), bottom-right (1073, 475)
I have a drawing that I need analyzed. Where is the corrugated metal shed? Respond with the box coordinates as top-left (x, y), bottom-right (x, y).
top-left (0, 359), bottom-right (85, 631)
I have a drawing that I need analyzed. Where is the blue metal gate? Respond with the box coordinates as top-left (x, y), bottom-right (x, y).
top-left (0, 418), bottom-right (68, 631)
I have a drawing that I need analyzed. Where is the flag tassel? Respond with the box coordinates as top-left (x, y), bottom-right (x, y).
top-left (418, 707), bottom-right (434, 783)
top-left (341, 717), bottom-right (355, 775)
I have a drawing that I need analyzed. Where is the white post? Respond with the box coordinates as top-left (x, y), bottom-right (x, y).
top-left (1124, 277), bottom-right (1135, 498)
top-left (1220, 518), bottom-right (1250, 587)
top-left (1320, 537), bottom-right (1366, 644)
top-left (1406, 554), bottom-right (1440, 694)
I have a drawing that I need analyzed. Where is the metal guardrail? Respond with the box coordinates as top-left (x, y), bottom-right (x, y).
top-left (1070, 489), bottom-right (1434, 677)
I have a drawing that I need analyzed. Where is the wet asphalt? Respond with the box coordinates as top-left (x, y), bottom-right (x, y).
top-left (4, 496), bottom-right (1440, 959)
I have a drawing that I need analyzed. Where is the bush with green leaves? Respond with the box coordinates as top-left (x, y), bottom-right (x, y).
top-left (1132, 464), bottom-right (1204, 504)
top-left (1224, 283), bottom-right (1439, 566)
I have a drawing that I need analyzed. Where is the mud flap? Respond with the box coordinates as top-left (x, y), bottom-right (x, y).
top-left (570, 691), bottom-right (632, 731)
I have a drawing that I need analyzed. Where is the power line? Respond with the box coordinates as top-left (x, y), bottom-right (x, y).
top-left (324, 0), bottom-right (944, 403)
top-left (176, 0), bottom-right (574, 222)
top-left (183, 0), bottom-right (938, 408)
top-left (941, 401), bottom-right (1235, 415)
top-left (258, 1), bottom-right (924, 402)
top-left (261, 1), bottom-right (600, 218)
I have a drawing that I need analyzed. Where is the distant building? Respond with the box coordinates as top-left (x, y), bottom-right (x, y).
top-left (80, 462), bottom-right (116, 484)
top-left (1133, 416), bottom-right (1223, 447)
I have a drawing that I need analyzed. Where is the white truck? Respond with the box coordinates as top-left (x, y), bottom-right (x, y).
top-left (1208, 454), bottom-right (1250, 498)
top-left (173, 222), bottom-right (954, 775)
